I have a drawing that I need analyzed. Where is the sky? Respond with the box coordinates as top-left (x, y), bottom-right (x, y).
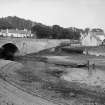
top-left (0, 0), bottom-right (105, 29)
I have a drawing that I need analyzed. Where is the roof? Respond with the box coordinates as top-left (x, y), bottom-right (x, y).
top-left (90, 31), bottom-right (105, 41)
top-left (93, 31), bottom-right (105, 36)
top-left (1, 29), bottom-right (31, 34)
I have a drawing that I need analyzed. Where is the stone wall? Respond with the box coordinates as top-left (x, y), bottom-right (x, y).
top-left (0, 38), bottom-right (69, 55)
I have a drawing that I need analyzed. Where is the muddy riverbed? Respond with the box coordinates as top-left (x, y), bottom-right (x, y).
top-left (4, 54), bottom-right (103, 105)
top-left (1, 51), bottom-right (105, 105)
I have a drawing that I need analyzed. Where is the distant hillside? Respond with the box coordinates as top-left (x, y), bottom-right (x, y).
top-left (0, 16), bottom-right (36, 30)
top-left (0, 18), bottom-right (13, 29)
top-left (0, 16), bottom-right (103, 39)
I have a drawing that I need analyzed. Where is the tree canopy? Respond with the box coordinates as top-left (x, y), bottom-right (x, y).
top-left (0, 16), bottom-right (36, 30)
top-left (31, 24), bottom-right (82, 39)
top-left (0, 16), bottom-right (104, 40)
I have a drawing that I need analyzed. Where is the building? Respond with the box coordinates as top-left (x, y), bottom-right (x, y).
top-left (0, 29), bottom-right (33, 38)
top-left (81, 31), bottom-right (105, 46)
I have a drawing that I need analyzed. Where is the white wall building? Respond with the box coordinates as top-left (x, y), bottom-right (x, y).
top-left (81, 31), bottom-right (105, 46)
top-left (0, 29), bottom-right (33, 38)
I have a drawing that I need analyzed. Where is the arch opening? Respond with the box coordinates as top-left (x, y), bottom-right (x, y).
top-left (0, 43), bottom-right (19, 60)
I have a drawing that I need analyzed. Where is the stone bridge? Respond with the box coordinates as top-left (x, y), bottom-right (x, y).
top-left (0, 38), bottom-right (69, 55)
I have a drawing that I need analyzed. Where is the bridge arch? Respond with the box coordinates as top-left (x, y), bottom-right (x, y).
top-left (0, 43), bottom-right (19, 60)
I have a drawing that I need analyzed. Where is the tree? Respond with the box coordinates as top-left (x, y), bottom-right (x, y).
top-left (31, 24), bottom-right (52, 38)
top-left (32, 23), bottom-right (81, 39)
top-left (84, 28), bottom-right (90, 34)
top-left (52, 25), bottom-right (63, 39)
top-left (0, 19), bottom-right (13, 29)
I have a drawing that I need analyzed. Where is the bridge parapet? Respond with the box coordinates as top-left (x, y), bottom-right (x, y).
top-left (0, 38), bottom-right (69, 55)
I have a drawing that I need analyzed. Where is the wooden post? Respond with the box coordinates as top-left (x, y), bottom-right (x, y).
top-left (85, 48), bottom-right (88, 55)
top-left (87, 60), bottom-right (92, 75)
top-left (87, 60), bottom-right (89, 71)
top-left (92, 61), bottom-right (96, 72)
top-left (92, 63), bottom-right (95, 70)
